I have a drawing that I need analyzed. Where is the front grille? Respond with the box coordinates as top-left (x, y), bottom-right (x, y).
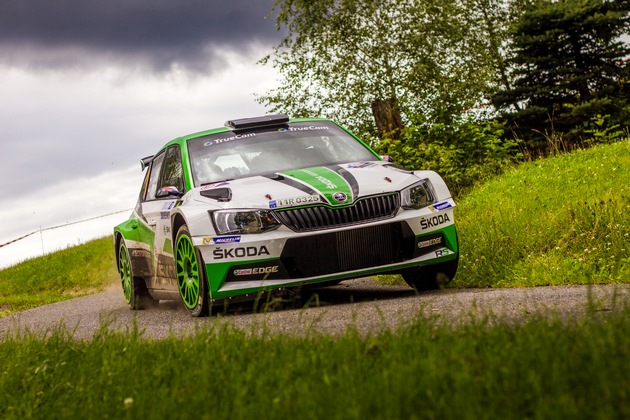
top-left (273, 193), bottom-right (400, 232)
top-left (280, 221), bottom-right (416, 278)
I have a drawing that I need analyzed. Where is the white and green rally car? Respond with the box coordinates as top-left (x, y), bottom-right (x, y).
top-left (114, 115), bottom-right (458, 316)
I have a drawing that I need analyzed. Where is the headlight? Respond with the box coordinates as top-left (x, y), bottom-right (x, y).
top-left (401, 180), bottom-right (436, 209)
top-left (211, 209), bottom-right (280, 235)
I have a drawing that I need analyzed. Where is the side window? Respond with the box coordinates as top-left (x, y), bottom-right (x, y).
top-left (160, 146), bottom-right (184, 192)
top-left (139, 166), bottom-right (151, 200)
top-left (145, 152), bottom-right (166, 201)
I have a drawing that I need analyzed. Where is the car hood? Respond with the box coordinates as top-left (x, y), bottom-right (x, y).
top-left (191, 161), bottom-right (420, 209)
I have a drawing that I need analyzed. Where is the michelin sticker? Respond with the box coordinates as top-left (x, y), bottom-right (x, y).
top-left (203, 236), bottom-right (241, 245)
top-left (429, 201), bottom-right (453, 212)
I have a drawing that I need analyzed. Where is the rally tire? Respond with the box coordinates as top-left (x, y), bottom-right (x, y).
top-left (118, 240), bottom-right (152, 310)
top-left (175, 225), bottom-right (209, 317)
top-left (402, 256), bottom-right (459, 292)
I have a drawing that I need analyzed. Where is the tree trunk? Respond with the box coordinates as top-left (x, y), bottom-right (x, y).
top-left (371, 98), bottom-right (404, 139)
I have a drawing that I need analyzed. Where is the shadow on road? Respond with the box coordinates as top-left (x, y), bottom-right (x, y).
top-left (208, 279), bottom-right (419, 316)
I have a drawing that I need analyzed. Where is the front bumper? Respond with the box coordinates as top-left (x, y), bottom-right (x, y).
top-left (194, 205), bottom-right (458, 300)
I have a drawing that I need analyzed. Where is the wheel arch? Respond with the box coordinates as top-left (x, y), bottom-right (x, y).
top-left (113, 231), bottom-right (125, 272)
top-left (171, 213), bottom-right (188, 248)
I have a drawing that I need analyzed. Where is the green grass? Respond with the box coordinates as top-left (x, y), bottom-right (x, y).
top-left (1, 303), bottom-right (628, 419)
top-left (455, 139), bottom-right (630, 287)
top-left (0, 237), bottom-right (118, 316)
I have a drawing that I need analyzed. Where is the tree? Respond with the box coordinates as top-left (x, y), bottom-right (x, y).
top-left (492, 0), bottom-right (630, 150)
top-left (258, 0), bottom-right (518, 139)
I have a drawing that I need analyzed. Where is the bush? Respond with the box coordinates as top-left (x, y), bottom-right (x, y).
top-left (374, 118), bottom-right (521, 196)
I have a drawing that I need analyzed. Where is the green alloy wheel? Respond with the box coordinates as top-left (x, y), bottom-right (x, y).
top-left (118, 240), bottom-right (151, 309)
top-left (175, 226), bottom-right (209, 317)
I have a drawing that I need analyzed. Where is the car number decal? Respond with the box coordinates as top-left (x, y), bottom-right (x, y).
top-left (269, 195), bottom-right (321, 209)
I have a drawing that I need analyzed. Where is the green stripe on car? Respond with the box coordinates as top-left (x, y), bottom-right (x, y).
top-left (281, 166), bottom-right (353, 205)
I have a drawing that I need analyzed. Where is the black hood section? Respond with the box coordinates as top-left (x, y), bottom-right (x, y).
top-left (263, 174), bottom-right (319, 196)
top-left (328, 165), bottom-right (360, 198)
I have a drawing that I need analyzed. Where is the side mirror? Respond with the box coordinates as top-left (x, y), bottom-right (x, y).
top-left (156, 186), bottom-right (184, 198)
top-left (381, 155), bottom-right (393, 162)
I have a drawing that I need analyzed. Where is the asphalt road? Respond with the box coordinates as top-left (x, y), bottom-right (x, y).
top-left (1, 279), bottom-right (628, 340)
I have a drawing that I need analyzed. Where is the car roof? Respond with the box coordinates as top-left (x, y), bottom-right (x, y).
top-left (161, 116), bottom-right (335, 150)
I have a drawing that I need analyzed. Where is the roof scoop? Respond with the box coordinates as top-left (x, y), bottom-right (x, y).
top-left (225, 114), bottom-right (289, 131)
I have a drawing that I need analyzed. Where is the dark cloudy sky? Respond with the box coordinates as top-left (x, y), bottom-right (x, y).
top-left (0, 0), bottom-right (282, 71)
top-left (0, 0), bottom-right (284, 266)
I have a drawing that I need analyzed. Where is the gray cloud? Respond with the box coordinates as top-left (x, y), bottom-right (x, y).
top-left (0, 0), bottom-right (282, 72)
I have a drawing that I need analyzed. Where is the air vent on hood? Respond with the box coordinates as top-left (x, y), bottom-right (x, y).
top-left (200, 187), bottom-right (232, 202)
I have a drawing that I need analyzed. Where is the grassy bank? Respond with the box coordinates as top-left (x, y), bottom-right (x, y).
top-left (1, 304), bottom-right (628, 419)
top-left (456, 140), bottom-right (630, 287)
top-left (0, 237), bottom-right (118, 316)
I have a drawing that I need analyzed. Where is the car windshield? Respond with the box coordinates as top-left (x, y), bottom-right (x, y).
top-left (187, 121), bottom-right (379, 186)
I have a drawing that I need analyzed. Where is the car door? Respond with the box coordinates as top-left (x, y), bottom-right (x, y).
top-left (141, 146), bottom-right (185, 291)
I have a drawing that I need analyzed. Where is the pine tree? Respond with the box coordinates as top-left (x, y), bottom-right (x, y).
top-left (492, 0), bottom-right (630, 150)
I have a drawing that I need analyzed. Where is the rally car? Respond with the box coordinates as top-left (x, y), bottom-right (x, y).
top-left (114, 115), bottom-right (459, 316)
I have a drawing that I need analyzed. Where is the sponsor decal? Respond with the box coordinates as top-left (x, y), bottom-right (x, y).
top-left (201, 181), bottom-right (230, 190)
top-left (156, 254), bottom-right (176, 278)
top-left (269, 195), bottom-right (321, 209)
top-left (420, 214), bottom-right (451, 230)
top-left (212, 236), bottom-right (241, 244)
top-left (278, 126), bottom-right (330, 132)
top-left (413, 232), bottom-right (445, 258)
top-left (300, 168), bottom-right (337, 189)
top-left (161, 201), bottom-right (176, 210)
top-left (204, 132), bottom-right (256, 147)
top-left (227, 261), bottom-right (289, 281)
top-left (429, 201), bottom-right (453, 212)
top-left (419, 237), bottom-right (443, 249)
top-left (346, 162), bottom-right (377, 169)
top-left (160, 211), bottom-right (170, 220)
top-left (131, 249), bottom-right (151, 258)
top-left (233, 266), bottom-right (279, 276)
top-left (212, 245), bottom-right (270, 260)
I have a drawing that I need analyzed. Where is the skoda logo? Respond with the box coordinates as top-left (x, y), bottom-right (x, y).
top-left (333, 192), bottom-right (347, 203)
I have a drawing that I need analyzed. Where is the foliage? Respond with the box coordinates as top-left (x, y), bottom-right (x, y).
top-left (492, 0), bottom-right (630, 151)
top-left (582, 112), bottom-right (629, 146)
top-left (0, 237), bottom-right (118, 316)
top-left (456, 139), bottom-right (630, 288)
top-left (1, 306), bottom-right (629, 419)
top-left (374, 117), bottom-right (521, 195)
top-left (259, 0), bottom-right (519, 137)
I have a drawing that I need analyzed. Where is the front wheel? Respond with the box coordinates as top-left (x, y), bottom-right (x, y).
top-left (402, 256), bottom-right (458, 292)
top-left (118, 240), bottom-right (152, 309)
top-left (175, 225), bottom-right (209, 317)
